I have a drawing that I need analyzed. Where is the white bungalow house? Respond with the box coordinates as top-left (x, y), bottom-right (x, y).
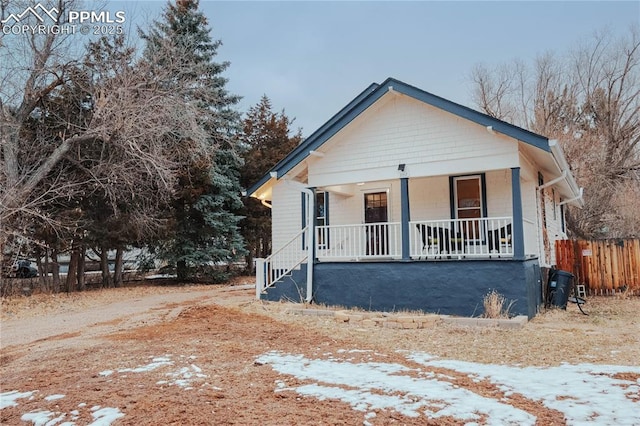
top-left (247, 77), bottom-right (583, 318)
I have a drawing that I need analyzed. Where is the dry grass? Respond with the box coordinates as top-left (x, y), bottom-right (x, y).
top-left (481, 290), bottom-right (515, 318)
top-left (2, 280), bottom-right (639, 367)
top-left (241, 295), bottom-right (640, 367)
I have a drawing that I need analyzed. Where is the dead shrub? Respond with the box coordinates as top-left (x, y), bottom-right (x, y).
top-left (482, 290), bottom-right (515, 319)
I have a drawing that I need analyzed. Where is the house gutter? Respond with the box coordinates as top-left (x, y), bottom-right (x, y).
top-left (260, 199), bottom-right (272, 209)
top-left (548, 140), bottom-right (584, 208)
top-left (559, 188), bottom-right (584, 206)
top-left (284, 179), bottom-right (314, 303)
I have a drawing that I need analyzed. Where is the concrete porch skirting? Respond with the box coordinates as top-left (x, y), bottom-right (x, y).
top-left (261, 258), bottom-right (542, 319)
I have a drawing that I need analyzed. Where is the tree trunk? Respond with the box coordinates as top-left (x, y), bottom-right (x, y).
top-left (113, 246), bottom-right (123, 287)
top-left (66, 248), bottom-right (79, 293)
top-left (100, 246), bottom-right (112, 288)
top-left (2, 124), bottom-right (19, 189)
top-left (245, 252), bottom-right (254, 275)
top-left (177, 259), bottom-right (188, 283)
top-left (51, 248), bottom-right (60, 293)
top-left (77, 245), bottom-right (86, 291)
top-left (36, 250), bottom-right (47, 292)
top-left (42, 247), bottom-right (51, 292)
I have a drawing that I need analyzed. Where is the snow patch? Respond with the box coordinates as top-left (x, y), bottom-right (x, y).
top-left (118, 356), bottom-right (173, 373)
top-left (89, 407), bottom-right (125, 425)
top-left (21, 410), bottom-right (56, 426)
top-left (256, 351), bottom-right (535, 425)
top-left (44, 394), bottom-right (65, 401)
top-left (258, 351), bottom-right (640, 425)
top-left (0, 390), bottom-right (35, 409)
top-left (410, 355), bottom-right (640, 426)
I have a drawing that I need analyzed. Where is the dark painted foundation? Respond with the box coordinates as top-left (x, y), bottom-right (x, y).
top-left (262, 259), bottom-right (543, 318)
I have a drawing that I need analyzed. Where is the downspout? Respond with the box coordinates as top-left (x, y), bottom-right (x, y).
top-left (537, 170), bottom-right (567, 190)
top-left (284, 179), bottom-right (315, 303)
top-left (558, 188), bottom-right (584, 206)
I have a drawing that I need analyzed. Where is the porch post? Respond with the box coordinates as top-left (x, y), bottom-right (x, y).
top-left (400, 177), bottom-right (410, 260)
top-left (255, 258), bottom-right (265, 300)
top-left (307, 187), bottom-right (316, 301)
top-left (511, 167), bottom-right (525, 260)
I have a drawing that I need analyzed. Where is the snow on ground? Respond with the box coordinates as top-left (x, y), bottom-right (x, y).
top-left (0, 391), bottom-right (36, 409)
top-left (98, 354), bottom-right (209, 390)
top-left (257, 351), bottom-right (640, 426)
top-left (4, 351), bottom-right (638, 425)
top-left (0, 392), bottom-right (125, 426)
top-left (0, 354), bottom-right (209, 425)
top-left (410, 353), bottom-right (640, 425)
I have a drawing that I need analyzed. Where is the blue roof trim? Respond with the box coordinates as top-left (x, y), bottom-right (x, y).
top-left (247, 77), bottom-right (550, 196)
top-left (388, 78), bottom-right (550, 152)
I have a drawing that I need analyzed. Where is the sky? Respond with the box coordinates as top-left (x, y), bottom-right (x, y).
top-left (105, 1), bottom-right (638, 136)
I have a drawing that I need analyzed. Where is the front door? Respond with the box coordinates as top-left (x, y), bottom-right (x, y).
top-left (364, 192), bottom-right (388, 255)
top-left (454, 176), bottom-right (483, 241)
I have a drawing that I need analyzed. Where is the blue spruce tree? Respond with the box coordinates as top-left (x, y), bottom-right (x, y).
top-left (141, 0), bottom-right (245, 281)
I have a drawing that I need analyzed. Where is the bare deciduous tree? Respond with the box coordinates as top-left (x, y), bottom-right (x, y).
top-left (470, 27), bottom-right (640, 238)
top-left (1, 1), bottom-right (213, 286)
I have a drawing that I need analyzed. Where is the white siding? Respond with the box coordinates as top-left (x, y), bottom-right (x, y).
top-left (409, 171), bottom-right (512, 221)
top-left (520, 154), bottom-right (542, 258)
top-left (544, 186), bottom-right (566, 266)
top-left (329, 181), bottom-right (399, 225)
top-left (271, 181), bottom-right (304, 256)
top-left (485, 170), bottom-right (512, 218)
top-left (308, 93), bottom-right (519, 188)
top-left (408, 176), bottom-right (450, 220)
top-left (518, 151), bottom-right (569, 266)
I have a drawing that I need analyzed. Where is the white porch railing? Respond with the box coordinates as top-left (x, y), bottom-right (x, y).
top-left (258, 217), bottom-right (514, 296)
top-left (409, 217), bottom-right (513, 259)
top-left (255, 227), bottom-right (308, 298)
top-left (316, 222), bottom-right (402, 260)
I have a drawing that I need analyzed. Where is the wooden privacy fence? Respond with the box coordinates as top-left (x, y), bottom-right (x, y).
top-left (555, 239), bottom-right (640, 295)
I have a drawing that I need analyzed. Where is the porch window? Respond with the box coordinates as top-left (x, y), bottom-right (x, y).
top-left (451, 174), bottom-right (487, 242)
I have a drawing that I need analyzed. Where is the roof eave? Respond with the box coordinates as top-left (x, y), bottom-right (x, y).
top-left (247, 77), bottom-right (556, 196)
top-left (549, 140), bottom-right (585, 208)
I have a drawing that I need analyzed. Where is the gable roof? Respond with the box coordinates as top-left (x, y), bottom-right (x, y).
top-left (247, 77), bottom-right (551, 197)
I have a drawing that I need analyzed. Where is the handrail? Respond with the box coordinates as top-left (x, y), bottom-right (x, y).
top-left (255, 227), bottom-right (308, 298)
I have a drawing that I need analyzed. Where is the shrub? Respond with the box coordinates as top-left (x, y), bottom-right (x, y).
top-left (482, 290), bottom-right (515, 318)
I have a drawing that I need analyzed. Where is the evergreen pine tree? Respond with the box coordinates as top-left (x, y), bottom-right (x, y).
top-left (240, 96), bottom-right (302, 272)
top-left (141, 0), bottom-right (245, 281)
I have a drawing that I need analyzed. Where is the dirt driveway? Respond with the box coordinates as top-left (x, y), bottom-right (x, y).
top-left (1, 282), bottom-right (639, 425)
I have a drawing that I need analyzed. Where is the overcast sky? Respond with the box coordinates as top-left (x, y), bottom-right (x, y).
top-left (111, 1), bottom-right (638, 136)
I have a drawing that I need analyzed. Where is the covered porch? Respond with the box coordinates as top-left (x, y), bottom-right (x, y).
top-left (312, 167), bottom-right (533, 262)
top-left (255, 167), bottom-right (537, 304)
